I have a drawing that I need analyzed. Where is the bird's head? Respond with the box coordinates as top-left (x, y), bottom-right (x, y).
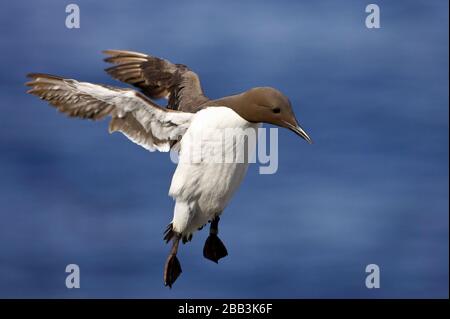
top-left (239, 87), bottom-right (312, 144)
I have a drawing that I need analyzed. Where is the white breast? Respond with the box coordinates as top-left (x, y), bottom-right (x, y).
top-left (168, 106), bottom-right (260, 234)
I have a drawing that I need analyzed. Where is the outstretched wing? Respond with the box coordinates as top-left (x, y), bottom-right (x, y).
top-left (103, 50), bottom-right (209, 112)
top-left (26, 73), bottom-right (194, 152)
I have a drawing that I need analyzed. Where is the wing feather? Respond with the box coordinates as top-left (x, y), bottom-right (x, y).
top-left (26, 73), bottom-right (193, 152)
top-left (103, 50), bottom-right (209, 112)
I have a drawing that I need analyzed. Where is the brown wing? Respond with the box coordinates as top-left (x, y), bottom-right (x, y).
top-left (25, 73), bottom-right (194, 152)
top-left (103, 50), bottom-right (209, 113)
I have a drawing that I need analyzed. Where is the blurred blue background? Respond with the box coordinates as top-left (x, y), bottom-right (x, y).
top-left (0, 0), bottom-right (448, 298)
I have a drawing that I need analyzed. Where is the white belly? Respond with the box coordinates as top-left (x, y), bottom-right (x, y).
top-left (168, 107), bottom-right (260, 235)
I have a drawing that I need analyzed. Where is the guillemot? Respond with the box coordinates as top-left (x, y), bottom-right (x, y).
top-left (25, 50), bottom-right (312, 287)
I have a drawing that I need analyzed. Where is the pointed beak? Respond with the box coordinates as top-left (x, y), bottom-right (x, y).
top-left (283, 121), bottom-right (313, 144)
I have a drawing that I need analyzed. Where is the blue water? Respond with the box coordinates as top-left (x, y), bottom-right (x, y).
top-left (0, 0), bottom-right (448, 298)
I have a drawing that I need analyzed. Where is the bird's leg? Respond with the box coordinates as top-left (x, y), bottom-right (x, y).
top-left (203, 217), bottom-right (228, 263)
top-left (163, 225), bottom-right (182, 288)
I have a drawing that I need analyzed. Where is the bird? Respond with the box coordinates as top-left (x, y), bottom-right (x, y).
top-left (25, 50), bottom-right (312, 288)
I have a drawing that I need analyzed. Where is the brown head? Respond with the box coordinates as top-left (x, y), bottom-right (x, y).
top-left (216, 87), bottom-right (312, 144)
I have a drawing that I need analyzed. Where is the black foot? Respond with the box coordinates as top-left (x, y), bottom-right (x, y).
top-left (164, 254), bottom-right (182, 288)
top-left (203, 234), bottom-right (228, 263)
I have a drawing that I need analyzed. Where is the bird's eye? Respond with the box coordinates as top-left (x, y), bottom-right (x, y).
top-left (272, 107), bottom-right (281, 114)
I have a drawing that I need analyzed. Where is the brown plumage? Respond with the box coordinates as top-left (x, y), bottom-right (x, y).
top-left (103, 50), bottom-right (209, 112)
top-left (25, 73), bottom-right (115, 120)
